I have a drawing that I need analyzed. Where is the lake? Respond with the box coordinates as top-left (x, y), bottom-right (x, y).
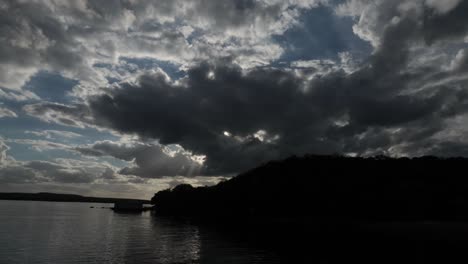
top-left (0, 200), bottom-right (284, 264)
top-left (3, 200), bottom-right (468, 264)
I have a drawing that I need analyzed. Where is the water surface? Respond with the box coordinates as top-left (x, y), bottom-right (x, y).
top-left (3, 200), bottom-right (468, 263)
top-left (0, 200), bottom-right (281, 264)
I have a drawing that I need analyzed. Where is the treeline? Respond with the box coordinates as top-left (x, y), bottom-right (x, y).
top-left (151, 155), bottom-right (468, 221)
top-left (0, 192), bottom-right (150, 204)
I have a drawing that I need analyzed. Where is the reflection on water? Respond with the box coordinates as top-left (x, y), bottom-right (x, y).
top-left (0, 200), bottom-right (281, 264)
top-left (4, 200), bottom-right (468, 263)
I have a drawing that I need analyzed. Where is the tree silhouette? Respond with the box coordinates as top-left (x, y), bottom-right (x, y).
top-left (151, 155), bottom-right (468, 221)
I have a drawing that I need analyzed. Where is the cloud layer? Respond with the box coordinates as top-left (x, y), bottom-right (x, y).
top-left (0, 0), bottom-right (326, 97)
top-left (1, 0), bottom-right (468, 196)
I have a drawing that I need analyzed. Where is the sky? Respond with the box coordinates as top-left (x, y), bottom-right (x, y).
top-left (1, 0), bottom-right (468, 199)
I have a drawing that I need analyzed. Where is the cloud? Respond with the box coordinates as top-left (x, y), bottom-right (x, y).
top-left (0, 138), bottom-right (221, 198)
top-left (75, 140), bottom-right (205, 178)
top-left (425, 0), bottom-right (461, 14)
top-left (23, 102), bottom-right (93, 128)
top-left (336, 0), bottom-right (468, 47)
top-left (0, 139), bottom-right (112, 184)
top-left (65, 1), bottom-right (468, 174)
top-left (0, 0), bottom-right (327, 99)
top-left (0, 87), bottom-right (39, 101)
top-left (164, 176), bottom-right (228, 189)
top-left (421, 1), bottom-right (468, 44)
top-left (6, 139), bottom-right (71, 152)
top-left (24, 160), bottom-right (96, 184)
top-left (25, 39), bottom-right (468, 175)
top-left (0, 166), bottom-right (38, 184)
top-left (0, 106), bottom-right (17, 118)
top-left (9, 0), bottom-right (468, 181)
top-left (25, 130), bottom-right (82, 139)
top-left (0, 140), bottom-right (11, 165)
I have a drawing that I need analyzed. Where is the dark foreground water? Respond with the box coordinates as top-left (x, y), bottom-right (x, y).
top-left (0, 200), bottom-right (284, 264)
top-left (3, 200), bottom-right (468, 264)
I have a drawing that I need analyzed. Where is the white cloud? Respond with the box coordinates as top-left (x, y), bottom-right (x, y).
top-left (75, 139), bottom-right (206, 178)
top-left (25, 130), bottom-right (82, 139)
top-left (0, 107), bottom-right (17, 118)
top-left (0, 87), bottom-right (39, 101)
top-left (0, 140), bottom-right (11, 165)
top-left (425, 0), bottom-right (461, 14)
top-left (0, 139), bottom-right (114, 185)
top-left (23, 102), bottom-right (93, 128)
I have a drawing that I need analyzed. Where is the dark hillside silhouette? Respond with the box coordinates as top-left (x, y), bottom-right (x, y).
top-left (151, 155), bottom-right (468, 221)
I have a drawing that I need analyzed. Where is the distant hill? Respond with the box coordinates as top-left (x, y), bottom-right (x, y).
top-left (0, 192), bottom-right (150, 204)
top-left (151, 155), bottom-right (468, 221)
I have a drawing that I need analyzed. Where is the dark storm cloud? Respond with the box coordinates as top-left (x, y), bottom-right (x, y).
top-left (422, 1), bottom-right (468, 44)
top-left (87, 63), bottom-right (320, 174)
top-left (452, 49), bottom-right (468, 73)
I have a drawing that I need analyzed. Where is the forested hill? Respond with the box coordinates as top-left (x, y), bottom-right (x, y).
top-left (0, 192), bottom-right (150, 204)
top-left (151, 155), bottom-right (468, 221)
